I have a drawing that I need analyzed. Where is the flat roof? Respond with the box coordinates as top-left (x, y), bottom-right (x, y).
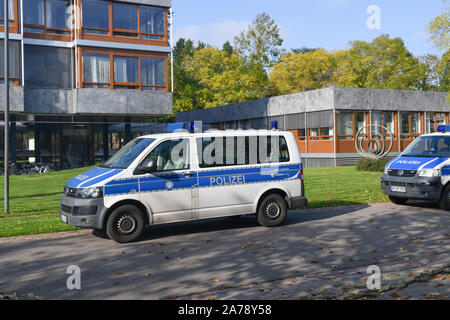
top-left (175, 87), bottom-right (449, 124)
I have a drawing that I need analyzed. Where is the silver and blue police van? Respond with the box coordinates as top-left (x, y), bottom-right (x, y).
top-left (381, 124), bottom-right (450, 210)
top-left (60, 122), bottom-right (308, 243)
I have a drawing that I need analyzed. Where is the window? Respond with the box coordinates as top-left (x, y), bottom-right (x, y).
top-left (23, 0), bottom-right (44, 32)
top-left (383, 112), bottom-right (394, 135)
top-left (400, 112), bottom-right (422, 139)
top-left (197, 136), bottom-right (289, 168)
top-left (355, 112), bottom-right (366, 134)
top-left (297, 129), bottom-right (306, 141)
top-left (24, 45), bottom-right (73, 89)
top-left (400, 112), bottom-right (410, 135)
top-left (103, 138), bottom-right (155, 169)
top-left (140, 6), bottom-right (165, 39)
top-left (80, 0), bottom-right (167, 41)
top-left (23, 0), bottom-right (71, 34)
top-left (426, 112), bottom-right (446, 133)
top-left (114, 56), bottom-right (139, 89)
top-left (82, 52), bottom-right (110, 88)
top-left (0, 0), bottom-right (15, 20)
top-left (0, 39), bottom-right (21, 83)
top-left (82, 0), bottom-right (109, 34)
top-left (113, 2), bottom-right (138, 36)
top-left (81, 50), bottom-right (167, 91)
top-left (337, 112), bottom-right (353, 140)
top-left (142, 139), bottom-right (189, 172)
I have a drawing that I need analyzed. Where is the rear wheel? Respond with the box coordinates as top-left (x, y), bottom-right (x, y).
top-left (106, 205), bottom-right (145, 243)
top-left (439, 185), bottom-right (450, 210)
top-left (257, 194), bottom-right (287, 227)
top-left (389, 196), bottom-right (408, 205)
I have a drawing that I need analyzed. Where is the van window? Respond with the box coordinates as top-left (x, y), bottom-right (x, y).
top-left (197, 135), bottom-right (290, 168)
top-left (142, 139), bottom-right (190, 172)
top-left (102, 138), bottom-right (155, 169)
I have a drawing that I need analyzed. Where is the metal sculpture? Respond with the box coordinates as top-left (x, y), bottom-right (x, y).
top-left (355, 124), bottom-right (393, 159)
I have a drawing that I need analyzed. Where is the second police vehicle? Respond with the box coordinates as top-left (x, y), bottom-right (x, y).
top-left (381, 124), bottom-right (450, 210)
top-left (61, 122), bottom-right (308, 243)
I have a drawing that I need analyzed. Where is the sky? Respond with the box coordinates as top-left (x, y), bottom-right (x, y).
top-left (172, 0), bottom-right (448, 57)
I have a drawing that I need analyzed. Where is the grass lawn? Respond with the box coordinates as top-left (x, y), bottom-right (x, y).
top-left (0, 166), bottom-right (388, 238)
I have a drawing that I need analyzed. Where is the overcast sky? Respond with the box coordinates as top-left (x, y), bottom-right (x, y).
top-left (172, 0), bottom-right (447, 56)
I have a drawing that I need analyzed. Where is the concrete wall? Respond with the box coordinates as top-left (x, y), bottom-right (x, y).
top-left (24, 88), bottom-right (74, 114)
top-left (75, 88), bottom-right (173, 116)
top-left (0, 85), bottom-right (24, 113)
top-left (334, 87), bottom-right (449, 112)
top-left (14, 88), bottom-right (172, 117)
top-left (121, 0), bottom-right (172, 7)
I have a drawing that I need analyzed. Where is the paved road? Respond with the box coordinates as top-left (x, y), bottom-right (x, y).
top-left (0, 202), bottom-right (449, 300)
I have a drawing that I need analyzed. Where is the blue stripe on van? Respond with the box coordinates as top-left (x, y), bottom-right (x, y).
top-left (103, 163), bottom-right (302, 196)
top-left (66, 168), bottom-right (123, 188)
top-left (422, 157), bottom-right (450, 169)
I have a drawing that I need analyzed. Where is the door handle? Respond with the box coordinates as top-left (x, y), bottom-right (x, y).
top-left (184, 172), bottom-right (194, 177)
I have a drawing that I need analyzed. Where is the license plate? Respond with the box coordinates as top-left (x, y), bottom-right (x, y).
top-left (61, 215), bottom-right (68, 224)
top-left (390, 186), bottom-right (406, 193)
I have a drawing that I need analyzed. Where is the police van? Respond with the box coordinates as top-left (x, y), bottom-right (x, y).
top-left (60, 122), bottom-right (308, 243)
top-left (381, 124), bottom-right (450, 210)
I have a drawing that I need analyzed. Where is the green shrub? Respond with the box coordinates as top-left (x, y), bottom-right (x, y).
top-left (356, 158), bottom-right (391, 172)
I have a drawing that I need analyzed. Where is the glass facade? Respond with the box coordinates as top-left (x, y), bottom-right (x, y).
top-left (82, 0), bottom-right (109, 34)
top-left (23, 0), bottom-right (71, 34)
top-left (24, 45), bottom-right (73, 88)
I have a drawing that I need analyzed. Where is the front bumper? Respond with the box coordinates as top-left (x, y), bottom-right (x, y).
top-left (60, 195), bottom-right (108, 230)
top-left (380, 174), bottom-right (443, 201)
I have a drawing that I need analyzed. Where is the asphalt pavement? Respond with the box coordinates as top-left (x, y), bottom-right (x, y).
top-left (0, 202), bottom-right (448, 300)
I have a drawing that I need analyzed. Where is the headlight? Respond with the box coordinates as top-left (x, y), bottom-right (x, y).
top-left (383, 167), bottom-right (389, 175)
top-left (68, 187), bottom-right (103, 199)
top-left (418, 169), bottom-right (440, 177)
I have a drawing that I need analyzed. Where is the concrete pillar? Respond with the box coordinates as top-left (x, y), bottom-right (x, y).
top-left (10, 121), bottom-right (16, 164)
top-left (103, 124), bottom-right (109, 161)
top-left (34, 123), bottom-right (40, 163)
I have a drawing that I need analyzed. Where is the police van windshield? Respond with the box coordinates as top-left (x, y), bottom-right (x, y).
top-left (402, 135), bottom-right (450, 157)
top-left (101, 138), bottom-right (155, 169)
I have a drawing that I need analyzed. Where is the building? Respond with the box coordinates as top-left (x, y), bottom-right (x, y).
top-left (0, 0), bottom-right (172, 167)
top-left (175, 87), bottom-right (450, 167)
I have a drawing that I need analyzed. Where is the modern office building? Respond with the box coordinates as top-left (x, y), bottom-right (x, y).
top-left (0, 0), bottom-right (172, 167)
top-left (175, 87), bottom-right (449, 167)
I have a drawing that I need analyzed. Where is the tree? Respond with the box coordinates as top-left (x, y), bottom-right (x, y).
top-left (171, 38), bottom-right (207, 113)
top-left (270, 49), bottom-right (337, 95)
top-left (182, 47), bottom-right (268, 109)
top-left (291, 47), bottom-right (320, 54)
top-left (234, 12), bottom-right (284, 69)
top-left (222, 41), bottom-right (234, 56)
top-left (427, 1), bottom-right (450, 104)
top-left (428, 1), bottom-right (450, 51)
top-left (336, 35), bottom-right (423, 90)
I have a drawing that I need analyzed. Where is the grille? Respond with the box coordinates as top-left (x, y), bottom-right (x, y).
top-left (61, 204), bottom-right (72, 213)
top-left (388, 169), bottom-right (417, 177)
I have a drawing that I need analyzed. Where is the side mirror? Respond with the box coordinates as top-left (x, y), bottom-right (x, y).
top-left (135, 159), bottom-right (157, 175)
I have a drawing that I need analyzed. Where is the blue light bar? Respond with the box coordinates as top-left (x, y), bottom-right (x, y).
top-left (437, 125), bottom-right (450, 133)
top-left (271, 120), bottom-right (278, 130)
top-left (166, 121), bottom-right (203, 133)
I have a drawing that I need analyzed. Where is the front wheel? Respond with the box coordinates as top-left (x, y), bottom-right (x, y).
top-left (389, 196), bottom-right (408, 205)
top-left (257, 194), bottom-right (287, 227)
top-left (106, 205), bottom-right (145, 243)
top-left (439, 185), bottom-right (450, 210)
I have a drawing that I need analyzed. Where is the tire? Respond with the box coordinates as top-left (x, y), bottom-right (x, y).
top-left (257, 194), bottom-right (287, 227)
top-left (439, 185), bottom-right (450, 210)
top-left (389, 196), bottom-right (408, 205)
top-left (106, 205), bottom-right (145, 243)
